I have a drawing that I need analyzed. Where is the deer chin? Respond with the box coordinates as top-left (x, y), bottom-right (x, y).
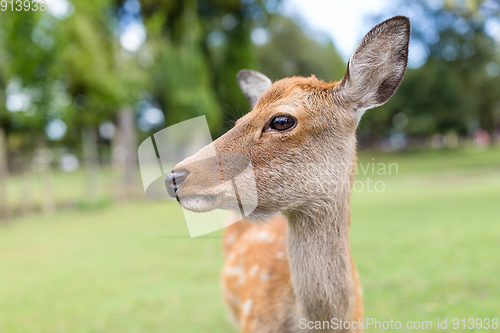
top-left (179, 195), bottom-right (279, 224)
top-left (177, 181), bottom-right (241, 213)
top-left (178, 194), bottom-right (223, 212)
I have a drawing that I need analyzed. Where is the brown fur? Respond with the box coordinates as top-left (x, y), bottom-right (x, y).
top-left (222, 216), bottom-right (364, 332)
top-left (170, 16), bottom-right (410, 333)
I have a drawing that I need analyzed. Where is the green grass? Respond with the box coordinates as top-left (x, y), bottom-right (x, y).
top-left (0, 201), bottom-right (234, 333)
top-left (352, 147), bottom-right (500, 331)
top-left (1, 147), bottom-right (499, 333)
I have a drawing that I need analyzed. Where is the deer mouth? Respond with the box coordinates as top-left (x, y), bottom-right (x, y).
top-left (177, 181), bottom-right (249, 214)
top-left (177, 194), bottom-right (221, 213)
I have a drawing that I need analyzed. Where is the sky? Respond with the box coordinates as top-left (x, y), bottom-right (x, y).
top-left (282, 0), bottom-right (391, 60)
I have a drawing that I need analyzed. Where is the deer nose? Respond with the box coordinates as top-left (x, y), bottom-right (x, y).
top-left (165, 169), bottom-right (189, 200)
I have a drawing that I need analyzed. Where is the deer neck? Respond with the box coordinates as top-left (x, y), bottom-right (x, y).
top-left (286, 150), bottom-right (356, 324)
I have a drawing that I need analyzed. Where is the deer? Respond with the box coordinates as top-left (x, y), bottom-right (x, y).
top-left (166, 16), bottom-right (410, 332)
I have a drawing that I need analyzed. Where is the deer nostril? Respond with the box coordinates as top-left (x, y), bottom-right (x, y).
top-left (165, 169), bottom-right (189, 199)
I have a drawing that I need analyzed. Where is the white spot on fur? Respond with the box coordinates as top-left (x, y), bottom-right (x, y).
top-left (224, 265), bottom-right (246, 285)
top-left (224, 265), bottom-right (243, 276)
top-left (242, 299), bottom-right (253, 316)
top-left (249, 265), bottom-right (259, 277)
top-left (257, 230), bottom-right (274, 242)
top-left (260, 271), bottom-right (270, 282)
top-left (258, 231), bottom-right (268, 241)
top-left (277, 251), bottom-right (285, 258)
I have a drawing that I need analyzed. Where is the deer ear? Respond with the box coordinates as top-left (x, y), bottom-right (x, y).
top-left (339, 16), bottom-right (410, 119)
top-left (237, 70), bottom-right (272, 108)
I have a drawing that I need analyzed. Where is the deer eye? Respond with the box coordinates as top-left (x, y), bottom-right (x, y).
top-left (269, 115), bottom-right (296, 131)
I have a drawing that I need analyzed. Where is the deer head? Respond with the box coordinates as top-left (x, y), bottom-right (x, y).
top-left (167, 16), bottom-right (410, 221)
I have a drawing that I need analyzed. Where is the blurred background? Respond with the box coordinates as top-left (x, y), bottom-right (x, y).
top-left (0, 0), bottom-right (499, 332)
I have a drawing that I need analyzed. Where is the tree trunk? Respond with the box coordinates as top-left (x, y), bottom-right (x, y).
top-left (82, 127), bottom-right (100, 206)
top-left (111, 126), bottom-right (124, 200)
top-left (0, 128), bottom-right (9, 223)
top-left (117, 107), bottom-right (138, 197)
top-left (20, 153), bottom-right (33, 215)
top-left (36, 143), bottom-right (55, 215)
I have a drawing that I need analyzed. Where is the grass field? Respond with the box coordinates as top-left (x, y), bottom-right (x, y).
top-left (1, 147), bottom-right (499, 332)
